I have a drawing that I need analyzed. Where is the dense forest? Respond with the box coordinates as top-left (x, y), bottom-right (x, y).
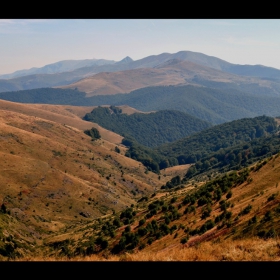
top-left (156, 115), bottom-right (278, 160)
top-left (83, 106), bottom-right (212, 148)
top-left (121, 115), bottom-right (280, 174)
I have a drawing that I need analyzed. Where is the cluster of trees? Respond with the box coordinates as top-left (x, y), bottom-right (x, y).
top-left (121, 136), bottom-right (165, 173)
top-left (111, 200), bottom-right (182, 254)
top-left (84, 127), bottom-right (101, 141)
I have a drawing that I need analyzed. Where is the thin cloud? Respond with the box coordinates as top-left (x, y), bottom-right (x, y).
top-left (222, 36), bottom-right (277, 47)
top-left (0, 19), bottom-right (53, 34)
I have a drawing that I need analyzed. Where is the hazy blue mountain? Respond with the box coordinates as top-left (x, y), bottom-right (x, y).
top-left (0, 58), bottom-right (116, 79)
top-left (115, 56), bottom-right (134, 64)
top-left (1, 50), bottom-right (280, 92)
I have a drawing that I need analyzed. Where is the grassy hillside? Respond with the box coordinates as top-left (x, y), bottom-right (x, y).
top-left (1, 100), bottom-right (280, 261)
top-left (0, 102), bottom-right (174, 259)
top-left (11, 152), bottom-right (280, 261)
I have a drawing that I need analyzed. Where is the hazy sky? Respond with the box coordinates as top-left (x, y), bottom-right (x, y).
top-left (1, 19), bottom-right (280, 76)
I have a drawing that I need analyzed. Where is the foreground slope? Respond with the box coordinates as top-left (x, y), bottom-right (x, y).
top-left (13, 151), bottom-right (280, 261)
top-left (0, 101), bottom-right (170, 259)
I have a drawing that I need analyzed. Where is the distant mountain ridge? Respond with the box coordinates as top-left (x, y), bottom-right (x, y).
top-left (1, 50), bottom-right (280, 93)
top-left (0, 58), bottom-right (116, 79)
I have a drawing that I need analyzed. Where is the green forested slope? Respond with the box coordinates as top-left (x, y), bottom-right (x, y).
top-left (156, 115), bottom-right (278, 162)
top-left (83, 106), bottom-right (212, 148)
top-left (122, 116), bottom-right (279, 174)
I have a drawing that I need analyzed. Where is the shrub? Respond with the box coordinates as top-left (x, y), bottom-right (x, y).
top-left (263, 210), bottom-right (273, 222)
top-left (267, 193), bottom-right (277, 202)
top-left (147, 237), bottom-right (154, 245)
top-left (180, 237), bottom-right (188, 244)
top-left (0, 203), bottom-right (7, 214)
top-left (137, 227), bottom-right (148, 237)
top-left (84, 127), bottom-right (101, 140)
top-left (226, 191), bottom-right (232, 199)
top-left (239, 204), bottom-right (252, 216)
top-left (139, 219), bottom-right (146, 226)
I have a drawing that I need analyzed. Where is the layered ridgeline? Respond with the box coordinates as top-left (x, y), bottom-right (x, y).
top-left (112, 115), bottom-right (280, 174)
top-left (2, 85), bottom-right (280, 124)
top-left (2, 50), bottom-right (280, 93)
top-left (82, 106), bottom-right (212, 148)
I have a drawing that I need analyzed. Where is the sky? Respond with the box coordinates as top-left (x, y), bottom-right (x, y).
top-left (1, 19), bottom-right (280, 76)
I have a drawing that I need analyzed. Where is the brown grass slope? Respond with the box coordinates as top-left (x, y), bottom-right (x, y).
top-left (25, 153), bottom-right (280, 261)
top-left (0, 99), bottom-right (123, 144)
top-left (58, 59), bottom-right (276, 97)
top-left (0, 101), bottom-right (173, 259)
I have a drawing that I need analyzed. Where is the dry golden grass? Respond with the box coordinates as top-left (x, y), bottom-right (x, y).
top-left (0, 100), bottom-right (123, 144)
top-left (14, 237), bottom-right (280, 261)
top-left (161, 164), bottom-right (191, 178)
top-left (59, 68), bottom-right (188, 96)
top-left (1, 99), bottom-right (280, 262)
top-left (108, 105), bottom-right (152, 115)
top-left (0, 102), bottom-right (169, 250)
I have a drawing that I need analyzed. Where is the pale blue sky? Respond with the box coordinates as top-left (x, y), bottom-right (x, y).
top-left (1, 19), bottom-right (280, 75)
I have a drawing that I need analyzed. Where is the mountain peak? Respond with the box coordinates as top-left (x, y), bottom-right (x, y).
top-left (117, 56), bottom-right (134, 64)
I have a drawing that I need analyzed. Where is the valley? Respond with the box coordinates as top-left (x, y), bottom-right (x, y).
top-left (0, 50), bottom-right (280, 261)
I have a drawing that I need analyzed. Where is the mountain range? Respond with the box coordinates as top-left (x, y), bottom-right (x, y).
top-left (1, 50), bottom-right (280, 94)
top-left (1, 50), bottom-right (280, 260)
